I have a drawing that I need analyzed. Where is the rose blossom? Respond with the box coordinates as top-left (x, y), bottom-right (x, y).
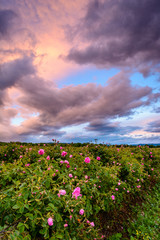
top-left (48, 218), bottom-right (53, 226)
top-left (90, 222), bottom-right (95, 227)
top-left (84, 157), bottom-right (91, 163)
top-left (79, 209), bottom-right (84, 215)
top-left (38, 149), bottom-right (44, 155)
top-left (72, 187), bottom-right (82, 199)
top-left (61, 151), bottom-right (67, 157)
top-left (111, 195), bottom-right (115, 200)
top-left (59, 190), bottom-right (66, 195)
top-left (64, 160), bottom-right (69, 164)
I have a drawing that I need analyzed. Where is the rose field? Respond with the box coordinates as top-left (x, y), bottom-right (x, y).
top-left (0, 142), bottom-right (160, 240)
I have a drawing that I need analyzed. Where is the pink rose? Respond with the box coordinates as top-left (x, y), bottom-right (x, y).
top-left (46, 156), bottom-right (50, 160)
top-left (72, 187), bottom-right (82, 199)
top-left (64, 224), bottom-right (68, 227)
top-left (48, 217), bottom-right (53, 226)
top-left (59, 190), bottom-right (66, 195)
top-left (84, 157), bottom-right (91, 163)
top-left (97, 156), bottom-right (101, 160)
top-left (69, 174), bottom-right (73, 178)
top-left (61, 151), bottom-right (67, 157)
top-left (90, 222), bottom-right (95, 227)
top-left (64, 160), bottom-right (69, 164)
top-left (79, 209), bottom-right (84, 215)
top-left (38, 149), bottom-right (44, 155)
top-left (25, 164), bottom-right (30, 167)
top-left (111, 195), bottom-right (115, 200)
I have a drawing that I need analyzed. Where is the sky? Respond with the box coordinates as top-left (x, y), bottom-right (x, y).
top-left (0, 0), bottom-right (160, 144)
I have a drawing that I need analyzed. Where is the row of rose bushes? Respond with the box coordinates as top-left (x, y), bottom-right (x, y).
top-left (0, 143), bottom-right (159, 239)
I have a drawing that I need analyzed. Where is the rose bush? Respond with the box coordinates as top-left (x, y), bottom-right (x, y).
top-left (0, 143), bottom-right (159, 239)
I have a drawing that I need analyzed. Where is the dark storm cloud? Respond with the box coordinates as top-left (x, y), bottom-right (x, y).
top-left (17, 71), bottom-right (154, 132)
top-left (0, 56), bottom-right (35, 90)
top-left (146, 120), bottom-right (160, 133)
top-left (0, 9), bottom-right (17, 38)
top-left (0, 56), bottom-right (35, 105)
top-left (19, 125), bottom-right (66, 137)
top-left (65, 0), bottom-right (160, 71)
top-left (85, 119), bottom-right (140, 135)
top-left (18, 78), bottom-right (101, 117)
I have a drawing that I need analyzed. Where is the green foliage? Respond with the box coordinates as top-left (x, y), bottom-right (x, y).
top-left (128, 183), bottom-right (160, 240)
top-left (0, 143), bottom-right (159, 239)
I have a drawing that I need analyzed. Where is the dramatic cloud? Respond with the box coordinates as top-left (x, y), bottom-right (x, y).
top-left (146, 120), bottom-right (160, 133)
top-left (14, 71), bottom-right (154, 135)
top-left (85, 119), bottom-right (140, 135)
top-left (0, 9), bottom-right (17, 39)
top-left (0, 56), bottom-right (35, 90)
top-left (0, 0), bottom-right (159, 143)
top-left (65, 0), bottom-right (160, 73)
top-left (0, 56), bottom-right (35, 106)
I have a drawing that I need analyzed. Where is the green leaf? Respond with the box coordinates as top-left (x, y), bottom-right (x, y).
top-left (48, 203), bottom-right (57, 211)
top-left (44, 228), bottom-right (49, 238)
top-left (24, 224), bottom-right (29, 229)
top-left (45, 179), bottom-right (50, 188)
top-left (17, 223), bottom-right (25, 233)
top-left (12, 204), bottom-right (20, 209)
top-left (39, 228), bottom-right (46, 235)
top-left (50, 237), bottom-right (56, 240)
top-left (23, 235), bottom-right (31, 240)
top-left (24, 192), bottom-right (29, 199)
top-left (56, 234), bottom-right (63, 239)
top-left (25, 213), bottom-right (34, 220)
top-left (24, 204), bottom-right (29, 209)
top-left (55, 214), bottom-right (62, 222)
top-left (19, 206), bottom-right (24, 213)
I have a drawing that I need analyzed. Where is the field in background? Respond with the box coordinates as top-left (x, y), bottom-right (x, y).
top-left (0, 142), bottom-right (160, 239)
